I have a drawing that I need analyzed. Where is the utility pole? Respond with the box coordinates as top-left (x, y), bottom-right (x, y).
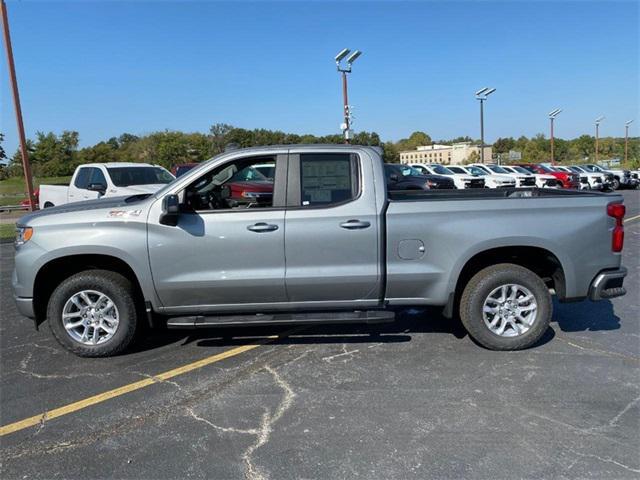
top-left (1, 0), bottom-right (36, 210)
top-left (335, 49), bottom-right (362, 144)
top-left (475, 87), bottom-right (496, 163)
top-left (548, 109), bottom-right (562, 165)
top-left (595, 116), bottom-right (604, 163)
top-left (625, 120), bottom-right (634, 164)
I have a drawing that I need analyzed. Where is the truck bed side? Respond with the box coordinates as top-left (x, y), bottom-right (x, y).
top-left (384, 192), bottom-right (623, 305)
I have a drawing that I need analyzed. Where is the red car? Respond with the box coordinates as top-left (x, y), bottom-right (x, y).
top-left (516, 164), bottom-right (580, 189)
top-left (171, 163), bottom-right (199, 178)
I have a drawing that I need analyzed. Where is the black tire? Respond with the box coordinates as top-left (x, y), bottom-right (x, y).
top-left (459, 263), bottom-right (552, 350)
top-left (47, 270), bottom-right (138, 357)
top-left (43, 202), bottom-right (54, 208)
top-left (612, 178), bottom-right (620, 190)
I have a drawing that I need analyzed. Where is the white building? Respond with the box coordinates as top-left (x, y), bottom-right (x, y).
top-left (400, 142), bottom-right (493, 165)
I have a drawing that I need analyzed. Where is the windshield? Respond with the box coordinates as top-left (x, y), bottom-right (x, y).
top-left (465, 166), bottom-right (487, 176)
top-left (536, 165), bottom-right (555, 173)
top-left (511, 166), bottom-right (531, 174)
top-left (488, 165), bottom-right (509, 174)
top-left (448, 166), bottom-right (466, 174)
top-left (229, 166), bottom-right (269, 182)
top-left (581, 164), bottom-right (599, 172)
top-left (430, 165), bottom-right (453, 175)
top-left (107, 166), bottom-right (175, 187)
top-left (568, 166), bottom-right (583, 173)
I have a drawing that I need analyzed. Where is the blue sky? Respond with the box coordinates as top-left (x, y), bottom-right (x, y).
top-left (1, 1), bottom-right (638, 155)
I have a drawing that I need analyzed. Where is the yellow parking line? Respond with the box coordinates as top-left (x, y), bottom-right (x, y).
top-left (0, 337), bottom-right (279, 437)
top-left (624, 214), bottom-right (640, 224)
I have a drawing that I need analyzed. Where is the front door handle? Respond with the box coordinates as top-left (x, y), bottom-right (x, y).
top-left (247, 222), bottom-right (279, 233)
top-left (340, 219), bottom-right (371, 230)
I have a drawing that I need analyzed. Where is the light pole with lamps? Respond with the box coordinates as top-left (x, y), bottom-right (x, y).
top-left (548, 109), bottom-right (562, 165)
top-left (335, 48), bottom-right (362, 144)
top-left (595, 116), bottom-right (604, 163)
top-left (625, 120), bottom-right (634, 164)
top-left (475, 87), bottom-right (496, 163)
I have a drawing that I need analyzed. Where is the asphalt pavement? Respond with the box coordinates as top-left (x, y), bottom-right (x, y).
top-left (0, 190), bottom-right (638, 479)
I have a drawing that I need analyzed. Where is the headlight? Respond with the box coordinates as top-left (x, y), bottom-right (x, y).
top-left (15, 226), bottom-right (33, 247)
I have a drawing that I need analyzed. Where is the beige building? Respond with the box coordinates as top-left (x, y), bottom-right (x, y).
top-left (400, 142), bottom-right (493, 165)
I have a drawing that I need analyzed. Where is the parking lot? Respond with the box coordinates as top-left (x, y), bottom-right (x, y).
top-left (0, 190), bottom-right (638, 479)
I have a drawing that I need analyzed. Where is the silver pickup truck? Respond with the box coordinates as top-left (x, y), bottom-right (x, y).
top-left (13, 145), bottom-right (628, 357)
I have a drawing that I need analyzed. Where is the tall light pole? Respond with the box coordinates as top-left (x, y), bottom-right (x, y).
top-left (475, 87), bottom-right (496, 163)
top-left (1, 0), bottom-right (36, 211)
top-left (625, 120), bottom-right (634, 164)
top-left (595, 116), bottom-right (604, 163)
top-left (335, 48), bottom-right (362, 144)
top-left (548, 108), bottom-right (562, 165)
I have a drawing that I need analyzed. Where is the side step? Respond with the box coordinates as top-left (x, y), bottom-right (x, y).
top-left (166, 310), bottom-right (395, 329)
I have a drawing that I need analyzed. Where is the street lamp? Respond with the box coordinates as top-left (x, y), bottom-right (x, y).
top-left (475, 87), bottom-right (496, 163)
top-left (335, 48), bottom-right (362, 143)
top-left (595, 116), bottom-right (605, 163)
top-left (548, 108), bottom-right (562, 165)
top-left (625, 119), bottom-right (634, 164)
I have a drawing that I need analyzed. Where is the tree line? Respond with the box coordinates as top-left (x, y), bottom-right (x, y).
top-left (0, 125), bottom-right (638, 179)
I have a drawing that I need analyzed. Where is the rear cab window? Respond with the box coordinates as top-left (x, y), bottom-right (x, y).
top-left (73, 168), bottom-right (92, 189)
top-left (297, 153), bottom-right (359, 207)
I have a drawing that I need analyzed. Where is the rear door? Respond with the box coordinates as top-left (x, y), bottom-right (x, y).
top-left (283, 151), bottom-right (382, 307)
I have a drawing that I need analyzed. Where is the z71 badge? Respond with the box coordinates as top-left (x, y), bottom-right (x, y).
top-left (108, 209), bottom-right (142, 218)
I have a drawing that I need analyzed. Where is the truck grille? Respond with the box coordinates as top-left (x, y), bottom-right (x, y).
top-left (465, 179), bottom-right (485, 188)
top-left (570, 174), bottom-right (579, 183)
top-left (580, 176), bottom-right (588, 183)
top-left (544, 179), bottom-right (560, 187)
top-left (521, 177), bottom-right (536, 186)
top-left (632, 173), bottom-right (639, 180)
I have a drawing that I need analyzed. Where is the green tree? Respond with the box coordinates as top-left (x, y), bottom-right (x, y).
top-left (493, 137), bottom-right (516, 154)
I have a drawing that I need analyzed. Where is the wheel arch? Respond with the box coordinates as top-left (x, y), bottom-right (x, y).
top-left (443, 244), bottom-right (568, 318)
top-left (33, 254), bottom-right (148, 324)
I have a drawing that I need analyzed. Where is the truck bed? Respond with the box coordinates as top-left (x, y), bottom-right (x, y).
top-left (388, 187), bottom-right (608, 202)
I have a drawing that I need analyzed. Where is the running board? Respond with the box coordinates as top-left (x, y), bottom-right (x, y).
top-left (166, 310), bottom-right (395, 329)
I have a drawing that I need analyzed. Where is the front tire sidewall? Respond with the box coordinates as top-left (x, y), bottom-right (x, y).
top-left (48, 270), bottom-right (138, 357)
top-left (460, 264), bottom-right (552, 350)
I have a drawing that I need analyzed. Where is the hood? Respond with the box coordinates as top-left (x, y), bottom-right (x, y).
top-left (487, 174), bottom-right (516, 182)
top-left (228, 181), bottom-right (274, 193)
top-left (111, 184), bottom-right (165, 195)
top-left (17, 194), bottom-right (152, 226)
top-left (534, 174), bottom-right (555, 180)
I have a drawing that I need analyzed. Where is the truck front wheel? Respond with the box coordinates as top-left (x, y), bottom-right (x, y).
top-left (459, 264), bottom-right (552, 350)
top-left (47, 270), bottom-right (138, 357)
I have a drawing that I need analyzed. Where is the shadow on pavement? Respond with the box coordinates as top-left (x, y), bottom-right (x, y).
top-left (553, 299), bottom-right (621, 333)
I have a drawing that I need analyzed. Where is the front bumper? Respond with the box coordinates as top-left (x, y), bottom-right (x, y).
top-left (588, 267), bottom-right (627, 301)
top-left (14, 295), bottom-right (35, 318)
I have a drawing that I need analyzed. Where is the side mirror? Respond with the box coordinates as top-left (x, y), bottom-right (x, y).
top-left (87, 183), bottom-right (107, 194)
top-left (160, 194), bottom-right (180, 226)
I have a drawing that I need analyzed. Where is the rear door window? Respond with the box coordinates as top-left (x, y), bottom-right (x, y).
top-left (299, 153), bottom-right (358, 206)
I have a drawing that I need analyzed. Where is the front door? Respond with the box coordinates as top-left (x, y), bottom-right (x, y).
top-left (283, 151), bottom-right (382, 307)
top-left (148, 154), bottom-right (288, 312)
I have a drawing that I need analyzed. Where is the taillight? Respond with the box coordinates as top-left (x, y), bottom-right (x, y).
top-left (607, 203), bottom-right (625, 252)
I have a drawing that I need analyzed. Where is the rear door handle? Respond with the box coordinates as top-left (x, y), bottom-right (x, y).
top-left (247, 222), bottom-right (279, 233)
top-left (340, 219), bottom-right (371, 230)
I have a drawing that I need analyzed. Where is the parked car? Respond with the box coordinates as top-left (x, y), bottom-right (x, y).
top-left (14, 145), bottom-right (627, 357)
top-left (580, 164), bottom-right (637, 190)
top-left (515, 163), bottom-right (580, 189)
top-left (171, 163), bottom-right (199, 178)
top-left (483, 164), bottom-right (536, 187)
top-left (563, 166), bottom-right (606, 191)
top-left (411, 163), bottom-right (485, 189)
top-left (553, 166), bottom-right (592, 190)
top-left (39, 163), bottom-right (175, 208)
top-left (456, 165), bottom-right (516, 188)
top-left (385, 164), bottom-right (455, 190)
top-left (501, 165), bottom-right (561, 189)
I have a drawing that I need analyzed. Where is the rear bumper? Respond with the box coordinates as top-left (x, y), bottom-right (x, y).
top-left (588, 267), bottom-right (627, 301)
top-left (14, 296), bottom-right (35, 318)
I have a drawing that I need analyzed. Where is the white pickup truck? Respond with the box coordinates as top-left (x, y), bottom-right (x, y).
top-left (39, 163), bottom-right (175, 208)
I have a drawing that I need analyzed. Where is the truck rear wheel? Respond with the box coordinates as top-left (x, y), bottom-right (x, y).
top-left (47, 270), bottom-right (138, 357)
top-left (459, 263), bottom-right (552, 350)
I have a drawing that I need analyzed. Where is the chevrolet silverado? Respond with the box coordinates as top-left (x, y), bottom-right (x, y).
top-left (13, 145), bottom-right (628, 357)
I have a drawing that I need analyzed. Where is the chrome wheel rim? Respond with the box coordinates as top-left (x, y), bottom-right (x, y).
top-left (62, 290), bottom-right (119, 345)
top-left (482, 284), bottom-right (537, 337)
